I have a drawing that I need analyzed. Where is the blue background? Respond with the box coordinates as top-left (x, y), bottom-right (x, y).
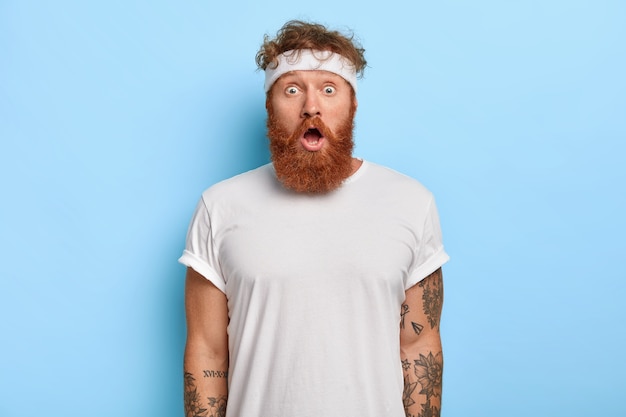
top-left (1, 1), bottom-right (625, 416)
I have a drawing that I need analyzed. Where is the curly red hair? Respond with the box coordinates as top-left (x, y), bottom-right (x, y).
top-left (255, 20), bottom-right (367, 78)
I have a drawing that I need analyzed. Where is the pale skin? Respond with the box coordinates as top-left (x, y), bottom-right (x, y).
top-left (184, 268), bottom-right (229, 417)
top-left (183, 69), bottom-right (443, 417)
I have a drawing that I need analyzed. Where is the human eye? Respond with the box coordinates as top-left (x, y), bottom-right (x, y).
top-left (285, 86), bottom-right (299, 95)
top-left (323, 85), bottom-right (336, 95)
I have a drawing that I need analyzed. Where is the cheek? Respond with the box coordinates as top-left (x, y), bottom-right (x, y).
top-left (328, 95), bottom-right (355, 122)
top-left (271, 102), bottom-right (300, 126)
top-left (328, 107), bottom-right (353, 128)
top-left (276, 116), bottom-right (299, 133)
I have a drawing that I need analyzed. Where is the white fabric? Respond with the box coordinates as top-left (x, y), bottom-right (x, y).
top-left (179, 160), bottom-right (449, 417)
top-left (264, 49), bottom-right (358, 93)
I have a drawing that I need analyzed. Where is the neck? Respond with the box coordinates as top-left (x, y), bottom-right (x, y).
top-left (350, 158), bottom-right (363, 175)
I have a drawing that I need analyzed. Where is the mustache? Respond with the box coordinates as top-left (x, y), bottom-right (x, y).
top-left (295, 116), bottom-right (333, 141)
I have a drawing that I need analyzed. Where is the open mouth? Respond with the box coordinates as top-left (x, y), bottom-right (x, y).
top-left (300, 127), bottom-right (325, 152)
top-left (297, 117), bottom-right (331, 153)
top-left (304, 128), bottom-right (322, 145)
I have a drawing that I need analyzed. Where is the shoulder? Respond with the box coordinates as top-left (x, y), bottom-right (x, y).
top-left (359, 160), bottom-right (434, 202)
top-left (200, 163), bottom-right (277, 203)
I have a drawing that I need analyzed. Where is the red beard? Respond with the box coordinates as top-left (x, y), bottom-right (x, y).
top-left (267, 102), bottom-right (356, 194)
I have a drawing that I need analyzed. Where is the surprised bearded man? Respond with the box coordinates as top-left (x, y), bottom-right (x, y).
top-left (180, 20), bottom-right (450, 417)
top-left (266, 55), bottom-right (360, 194)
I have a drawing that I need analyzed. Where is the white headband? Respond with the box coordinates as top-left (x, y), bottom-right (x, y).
top-left (264, 49), bottom-right (358, 93)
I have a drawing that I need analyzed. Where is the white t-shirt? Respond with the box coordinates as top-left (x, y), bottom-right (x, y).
top-left (179, 160), bottom-right (449, 417)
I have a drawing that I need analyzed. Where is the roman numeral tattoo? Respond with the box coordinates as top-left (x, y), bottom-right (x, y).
top-left (203, 370), bottom-right (228, 378)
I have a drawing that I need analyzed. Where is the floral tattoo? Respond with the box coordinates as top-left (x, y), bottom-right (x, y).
top-left (402, 351), bottom-right (443, 417)
top-left (184, 372), bottom-right (227, 417)
top-left (418, 269), bottom-right (443, 329)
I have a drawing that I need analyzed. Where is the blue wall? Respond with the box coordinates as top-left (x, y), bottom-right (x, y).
top-left (1, 1), bottom-right (624, 416)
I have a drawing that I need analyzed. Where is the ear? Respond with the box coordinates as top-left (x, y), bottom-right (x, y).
top-left (265, 89), bottom-right (273, 111)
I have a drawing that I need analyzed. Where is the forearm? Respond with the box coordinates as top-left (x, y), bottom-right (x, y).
top-left (400, 268), bottom-right (444, 417)
top-left (184, 268), bottom-right (229, 417)
top-left (184, 345), bottom-right (229, 417)
top-left (401, 341), bottom-right (443, 417)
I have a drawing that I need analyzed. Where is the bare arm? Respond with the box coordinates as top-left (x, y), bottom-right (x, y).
top-left (400, 268), bottom-right (444, 417)
top-left (184, 267), bottom-right (229, 417)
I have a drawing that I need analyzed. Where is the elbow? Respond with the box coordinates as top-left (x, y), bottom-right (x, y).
top-left (400, 332), bottom-right (442, 357)
top-left (185, 336), bottom-right (229, 362)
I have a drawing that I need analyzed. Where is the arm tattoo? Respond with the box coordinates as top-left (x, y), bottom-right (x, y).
top-left (402, 304), bottom-right (425, 335)
top-left (417, 269), bottom-right (443, 329)
top-left (184, 372), bottom-right (228, 417)
top-left (411, 321), bottom-right (424, 335)
top-left (184, 372), bottom-right (208, 417)
top-left (402, 351), bottom-right (443, 417)
top-left (402, 270), bottom-right (444, 417)
top-left (414, 352), bottom-right (443, 399)
top-left (403, 374), bottom-right (418, 411)
top-left (400, 304), bottom-right (409, 329)
top-left (203, 370), bottom-right (228, 378)
top-left (207, 396), bottom-right (227, 417)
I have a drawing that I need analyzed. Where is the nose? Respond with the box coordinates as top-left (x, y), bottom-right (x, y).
top-left (301, 92), bottom-right (320, 118)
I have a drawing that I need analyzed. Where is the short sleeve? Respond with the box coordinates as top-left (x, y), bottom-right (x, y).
top-left (405, 196), bottom-right (450, 289)
top-left (178, 196), bottom-right (227, 293)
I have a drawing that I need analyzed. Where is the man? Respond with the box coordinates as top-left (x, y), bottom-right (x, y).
top-left (180, 20), bottom-right (449, 417)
